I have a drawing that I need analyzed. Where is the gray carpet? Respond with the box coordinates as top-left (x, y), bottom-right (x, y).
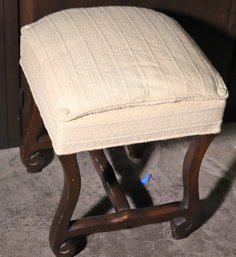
top-left (0, 123), bottom-right (236, 257)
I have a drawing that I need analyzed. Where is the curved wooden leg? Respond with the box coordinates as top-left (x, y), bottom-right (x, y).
top-left (49, 154), bottom-right (86, 257)
top-left (171, 134), bottom-right (215, 239)
top-left (89, 150), bottom-right (130, 212)
top-left (20, 101), bottom-right (54, 173)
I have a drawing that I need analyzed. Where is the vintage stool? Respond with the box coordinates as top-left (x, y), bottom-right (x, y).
top-left (20, 6), bottom-right (228, 257)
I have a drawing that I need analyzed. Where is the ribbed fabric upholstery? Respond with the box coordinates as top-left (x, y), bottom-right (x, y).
top-left (20, 6), bottom-right (228, 154)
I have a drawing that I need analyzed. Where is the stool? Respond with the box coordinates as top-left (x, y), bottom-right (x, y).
top-left (20, 6), bottom-right (228, 257)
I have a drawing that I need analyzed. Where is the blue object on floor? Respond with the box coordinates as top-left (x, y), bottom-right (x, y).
top-left (140, 174), bottom-right (152, 185)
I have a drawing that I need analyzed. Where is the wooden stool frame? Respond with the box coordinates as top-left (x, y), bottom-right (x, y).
top-left (20, 101), bottom-right (215, 257)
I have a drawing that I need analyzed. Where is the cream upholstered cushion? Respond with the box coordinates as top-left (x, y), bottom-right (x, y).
top-left (20, 6), bottom-right (228, 154)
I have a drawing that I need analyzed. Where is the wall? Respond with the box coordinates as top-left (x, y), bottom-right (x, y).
top-left (0, 0), bottom-right (20, 149)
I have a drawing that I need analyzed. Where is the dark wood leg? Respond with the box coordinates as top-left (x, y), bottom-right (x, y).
top-left (171, 134), bottom-right (215, 239)
top-left (20, 101), bottom-right (53, 173)
top-left (47, 134), bottom-right (216, 257)
top-left (89, 150), bottom-right (130, 212)
top-left (127, 143), bottom-right (146, 160)
top-left (48, 152), bottom-right (183, 257)
top-left (49, 154), bottom-right (86, 257)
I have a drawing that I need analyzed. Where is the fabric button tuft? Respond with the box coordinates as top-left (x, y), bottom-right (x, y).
top-left (24, 25), bottom-right (31, 29)
top-left (217, 88), bottom-right (227, 96)
top-left (58, 108), bottom-right (70, 120)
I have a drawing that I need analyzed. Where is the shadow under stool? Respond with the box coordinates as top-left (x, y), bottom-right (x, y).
top-left (19, 6), bottom-right (228, 257)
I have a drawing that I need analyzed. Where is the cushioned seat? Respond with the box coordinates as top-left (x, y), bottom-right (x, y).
top-left (20, 6), bottom-right (228, 154)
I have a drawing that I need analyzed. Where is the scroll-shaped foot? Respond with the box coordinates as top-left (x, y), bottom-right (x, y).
top-left (21, 149), bottom-right (54, 173)
top-left (20, 101), bottom-right (54, 173)
top-left (53, 237), bottom-right (87, 257)
top-left (170, 217), bottom-right (195, 239)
